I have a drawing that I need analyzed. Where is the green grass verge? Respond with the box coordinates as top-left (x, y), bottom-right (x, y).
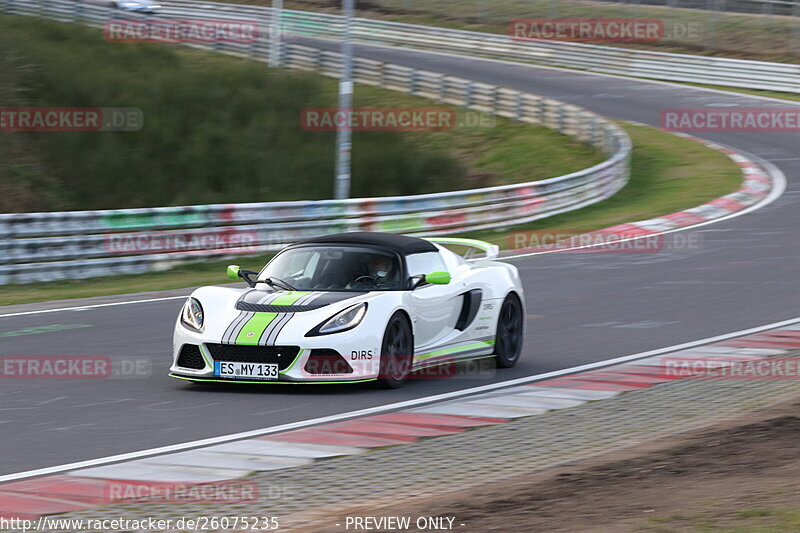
top-left (0, 122), bottom-right (743, 306)
top-left (470, 122), bottom-right (743, 249)
top-left (0, 259), bottom-right (249, 306)
top-left (642, 507), bottom-right (800, 532)
top-left (0, 14), bottom-right (602, 212)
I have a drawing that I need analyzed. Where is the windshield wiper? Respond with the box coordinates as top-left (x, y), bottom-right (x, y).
top-left (257, 276), bottom-right (297, 291)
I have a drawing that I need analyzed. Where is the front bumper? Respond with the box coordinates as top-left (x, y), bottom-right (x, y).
top-left (171, 332), bottom-right (382, 383)
top-left (168, 372), bottom-right (377, 385)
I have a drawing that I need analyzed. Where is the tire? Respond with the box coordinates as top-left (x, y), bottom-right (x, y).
top-left (377, 312), bottom-right (414, 389)
top-left (494, 293), bottom-right (523, 368)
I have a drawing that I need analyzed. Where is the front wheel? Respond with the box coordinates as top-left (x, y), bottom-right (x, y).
top-left (377, 312), bottom-right (414, 389)
top-left (494, 293), bottom-right (523, 368)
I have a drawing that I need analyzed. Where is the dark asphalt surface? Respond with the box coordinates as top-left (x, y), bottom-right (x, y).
top-left (1, 42), bottom-right (798, 476)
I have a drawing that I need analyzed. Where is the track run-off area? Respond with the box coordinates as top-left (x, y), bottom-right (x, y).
top-left (1, 34), bottom-right (798, 479)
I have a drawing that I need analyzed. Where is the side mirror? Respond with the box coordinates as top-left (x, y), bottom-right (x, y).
top-left (425, 271), bottom-right (451, 285)
top-left (227, 265), bottom-right (240, 280)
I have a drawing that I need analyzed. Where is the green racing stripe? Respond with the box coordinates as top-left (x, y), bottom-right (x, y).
top-left (234, 291), bottom-right (309, 345)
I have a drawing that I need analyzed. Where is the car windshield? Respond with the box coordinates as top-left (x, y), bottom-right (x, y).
top-left (259, 245), bottom-right (404, 291)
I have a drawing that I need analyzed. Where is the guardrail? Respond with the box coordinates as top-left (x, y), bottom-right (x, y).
top-left (0, 0), bottom-right (630, 285)
top-left (290, 0), bottom-right (800, 56)
top-left (155, 0), bottom-right (800, 93)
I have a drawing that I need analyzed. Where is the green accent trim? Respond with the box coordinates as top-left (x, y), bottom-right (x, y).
top-left (198, 344), bottom-right (213, 369)
top-left (425, 237), bottom-right (494, 252)
top-left (417, 339), bottom-right (495, 361)
top-left (279, 349), bottom-right (305, 375)
top-left (414, 354), bottom-right (495, 371)
top-left (236, 312), bottom-right (278, 344)
top-left (234, 292), bottom-right (310, 345)
top-left (227, 265), bottom-right (240, 280)
top-left (169, 374), bottom-right (376, 385)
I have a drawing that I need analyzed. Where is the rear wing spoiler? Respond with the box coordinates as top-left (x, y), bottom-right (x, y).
top-left (425, 237), bottom-right (499, 261)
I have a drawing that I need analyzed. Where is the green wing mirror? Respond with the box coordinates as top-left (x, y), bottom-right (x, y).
top-left (425, 271), bottom-right (451, 285)
top-left (227, 265), bottom-right (241, 280)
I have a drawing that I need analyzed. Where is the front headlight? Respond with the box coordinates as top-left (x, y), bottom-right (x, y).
top-left (307, 303), bottom-right (367, 336)
top-left (180, 297), bottom-right (204, 332)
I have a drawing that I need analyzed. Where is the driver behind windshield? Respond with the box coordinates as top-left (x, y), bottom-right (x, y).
top-left (348, 253), bottom-right (400, 289)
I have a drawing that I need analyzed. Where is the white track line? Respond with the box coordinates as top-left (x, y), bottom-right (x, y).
top-left (2, 314), bottom-right (799, 484)
top-left (0, 296), bottom-right (188, 319)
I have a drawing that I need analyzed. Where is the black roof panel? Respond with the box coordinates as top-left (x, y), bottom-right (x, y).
top-left (295, 232), bottom-right (437, 256)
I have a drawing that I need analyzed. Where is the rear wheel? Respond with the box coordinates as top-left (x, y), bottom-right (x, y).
top-left (377, 312), bottom-right (414, 389)
top-left (494, 293), bottom-right (523, 368)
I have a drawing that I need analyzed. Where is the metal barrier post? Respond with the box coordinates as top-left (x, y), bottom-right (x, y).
top-left (476, 0), bottom-right (486, 22)
top-left (548, 0), bottom-right (558, 19)
top-left (706, 0), bottom-right (718, 50)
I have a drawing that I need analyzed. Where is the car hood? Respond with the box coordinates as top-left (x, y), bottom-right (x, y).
top-left (233, 289), bottom-right (368, 313)
top-left (185, 286), bottom-right (376, 343)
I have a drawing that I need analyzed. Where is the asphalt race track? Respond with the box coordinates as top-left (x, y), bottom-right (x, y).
top-left (1, 39), bottom-right (797, 476)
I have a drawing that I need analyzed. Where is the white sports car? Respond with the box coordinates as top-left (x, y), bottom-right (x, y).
top-left (170, 232), bottom-right (524, 388)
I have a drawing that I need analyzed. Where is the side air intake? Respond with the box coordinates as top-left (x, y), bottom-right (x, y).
top-left (455, 289), bottom-right (483, 331)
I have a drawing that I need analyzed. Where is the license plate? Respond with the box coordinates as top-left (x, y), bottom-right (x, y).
top-left (214, 361), bottom-right (279, 380)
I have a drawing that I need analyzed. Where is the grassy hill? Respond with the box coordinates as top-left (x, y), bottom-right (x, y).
top-left (0, 15), bottom-right (604, 212)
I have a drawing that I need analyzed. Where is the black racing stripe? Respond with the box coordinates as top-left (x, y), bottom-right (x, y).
top-left (267, 291), bottom-right (326, 344)
top-left (256, 291), bottom-right (304, 345)
top-left (296, 292), bottom-right (322, 306)
top-left (224, 289), bottom-right (271, 343)
top-left (223, 290), bottom-right (259, 342)
top-left (261, 292), bottom-right (320, 345)
top-left (225, 311), bottom-right (253, 344)
top-left (308, 292), bottom-right (366, 307)
top-left (221, 313), bottom-right (240, 343)
top-left (258, 312), bottom-right (285, 345)
top-left (222, 311), bottom-right (245, 343)
top-left (263, 312), bottom-right (293, 345)
top-left (258, 292), bottom-right (281, 304)
top-left (298, 292), bottom-right (323, 305)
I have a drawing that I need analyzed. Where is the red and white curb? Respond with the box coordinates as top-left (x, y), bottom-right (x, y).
top-left (2, 321), bottom-right (800, 520)
top-left (503, 133), bottom-right (782, 259)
